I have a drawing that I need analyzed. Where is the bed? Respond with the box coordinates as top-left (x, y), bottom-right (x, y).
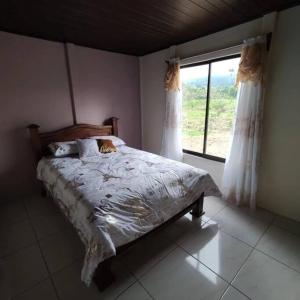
top-left (27, 117), bottom-right (220, 291)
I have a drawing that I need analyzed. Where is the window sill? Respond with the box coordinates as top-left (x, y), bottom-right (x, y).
top-left (183, 149), bottom-right (225, 163)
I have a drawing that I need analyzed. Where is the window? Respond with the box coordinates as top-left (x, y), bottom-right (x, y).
top-left (181, 55), bottom-right (240, 162)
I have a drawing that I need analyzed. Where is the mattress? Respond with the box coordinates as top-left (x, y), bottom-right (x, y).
top-left (37, 146), bottom-right (220, 285)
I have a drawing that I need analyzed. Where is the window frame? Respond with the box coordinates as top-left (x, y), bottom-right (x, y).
top-left (181, 53), bottom-right (241, 163)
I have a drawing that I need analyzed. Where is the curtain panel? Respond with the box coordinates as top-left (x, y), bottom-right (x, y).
top-left (160, 60), bottom-right (183, 161)
top-left (222, 36), bottom-right (266, 210)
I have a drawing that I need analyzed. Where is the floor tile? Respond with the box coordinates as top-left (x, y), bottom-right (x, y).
top-left (120, 231), bottom-right (176, 278)
top-left (140, 247), bottom-right (227, 300)
top-left (25, 195), bottom-right (59, 218)
top-left (179, 223), bottom-right (252, 281)
top-left (204, 196), bottom-right (226, 218)
top-left (256, 225), bottom-right (300, 272)
top-left (40, 229), bottom-right (84, 274)
top-left (0, 200), bottom-right (27, 226)
top-left (226, 204), bottom-right (275, 224)
top-left (31, 212), bottom-right (73, 240)
top-left (221, 286), bottom-right (249, 300)
top-left (53, 260), bottom-right (136, 300)
top-left (0, 258), bottom-right (12, 300)
top-left (116, 282), bottom-right (152, 300)
top-left (211, 206), bottom-right (269, 246)
top-left (5, 245), bottom-right (48, 297)
top-left (175, 212), bottom-right (209, 229)
top-left (232, 250), bottom-right (300, 300)
top-left (273, 215), bottom-right (300, 237)
top-left (0, 220), bottom-right (36, 257)
top-left (159, 213), bottom-right (207, 245)
top-left (13, 279), bottom-right (58, 300)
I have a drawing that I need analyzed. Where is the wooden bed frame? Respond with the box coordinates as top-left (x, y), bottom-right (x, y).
top-left (27, 117), bottom-right (204, 291)
top-left (27, 117), bottom-right (119, 162)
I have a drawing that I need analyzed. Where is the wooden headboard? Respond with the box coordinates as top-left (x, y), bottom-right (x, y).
top-left (27, 117), bottom-right (118, 162)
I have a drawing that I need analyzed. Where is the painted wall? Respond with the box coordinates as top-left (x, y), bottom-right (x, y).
top-left (257, 6), bottom-right (300, 221)
top-left (0, 31), bottom-right (140, 199)
top-left (0, 31), bottom-right (74, 198)
top-left (183, 154), bottom-right (224, 188)
top-left (139, 49), bottom-right (169, 153)
top-left (68, 44), bottom-right (141, 148)
top-left (140, 7), bottom-right (300, 221)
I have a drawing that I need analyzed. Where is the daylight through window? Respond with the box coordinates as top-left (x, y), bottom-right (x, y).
top-left (181, 55), bottom-right (240, 161)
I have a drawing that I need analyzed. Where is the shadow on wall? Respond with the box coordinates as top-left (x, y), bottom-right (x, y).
top-left (0, 126), bottom-right (39, 201)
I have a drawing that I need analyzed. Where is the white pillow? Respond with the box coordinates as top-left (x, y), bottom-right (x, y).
top-left (89, 135), bottom-right (125, 147)
top-left (76, 139), bottom-right (100, 158)
top-left (48, 141), bottom-right (78, 157)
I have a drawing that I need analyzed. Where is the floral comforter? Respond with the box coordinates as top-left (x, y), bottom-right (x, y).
top-left (37, 146), bottom-right (220, 285)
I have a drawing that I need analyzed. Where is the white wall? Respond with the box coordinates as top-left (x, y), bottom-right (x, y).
top-left (257, 6), bottom-right (300, 221)
top-left (183, 154), bottom-right (224, 188)
top-left (139, 49), bottom-right (169, 153)
top-left (140, 6), bottom-right (300, 221)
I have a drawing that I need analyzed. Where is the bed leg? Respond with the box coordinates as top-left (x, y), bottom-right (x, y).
top-left (94, 258), bottom-right (115, 291)
top-left (191, 193), bottom-right (205, 218)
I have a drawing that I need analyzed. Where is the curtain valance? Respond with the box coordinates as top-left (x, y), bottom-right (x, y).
top-left (236, 37), bottom-right (266, 85)
top-left (164, 62), bottom-right (180, 91)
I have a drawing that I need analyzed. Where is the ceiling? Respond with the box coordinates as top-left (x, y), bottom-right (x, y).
top-left (0, 0), bottom-right (299, 56)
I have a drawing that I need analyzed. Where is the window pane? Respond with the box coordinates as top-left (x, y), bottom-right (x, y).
top-left (206, 57), bottom-right (240, 158)
top-left (181, 64), bottom-right (209, 153)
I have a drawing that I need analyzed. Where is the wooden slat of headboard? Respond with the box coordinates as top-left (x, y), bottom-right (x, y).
top-left (27, 117), bottom-right (118, 162)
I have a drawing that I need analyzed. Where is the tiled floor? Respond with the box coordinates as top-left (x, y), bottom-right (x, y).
top-left (1, 195), bottom-right (300, 300)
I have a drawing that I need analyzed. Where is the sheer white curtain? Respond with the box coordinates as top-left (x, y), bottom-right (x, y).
top-left (160, 60), bottom-right (183, 161)
top-left (222, 36), bottom-right (266, 210)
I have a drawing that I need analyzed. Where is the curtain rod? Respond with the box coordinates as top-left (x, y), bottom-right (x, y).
top-left (165, 43), bottom-right (242, 65)
top-left (165, 32), bottom-right (272, 65)
top-left (180, 44), bottom-right (242, 65)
